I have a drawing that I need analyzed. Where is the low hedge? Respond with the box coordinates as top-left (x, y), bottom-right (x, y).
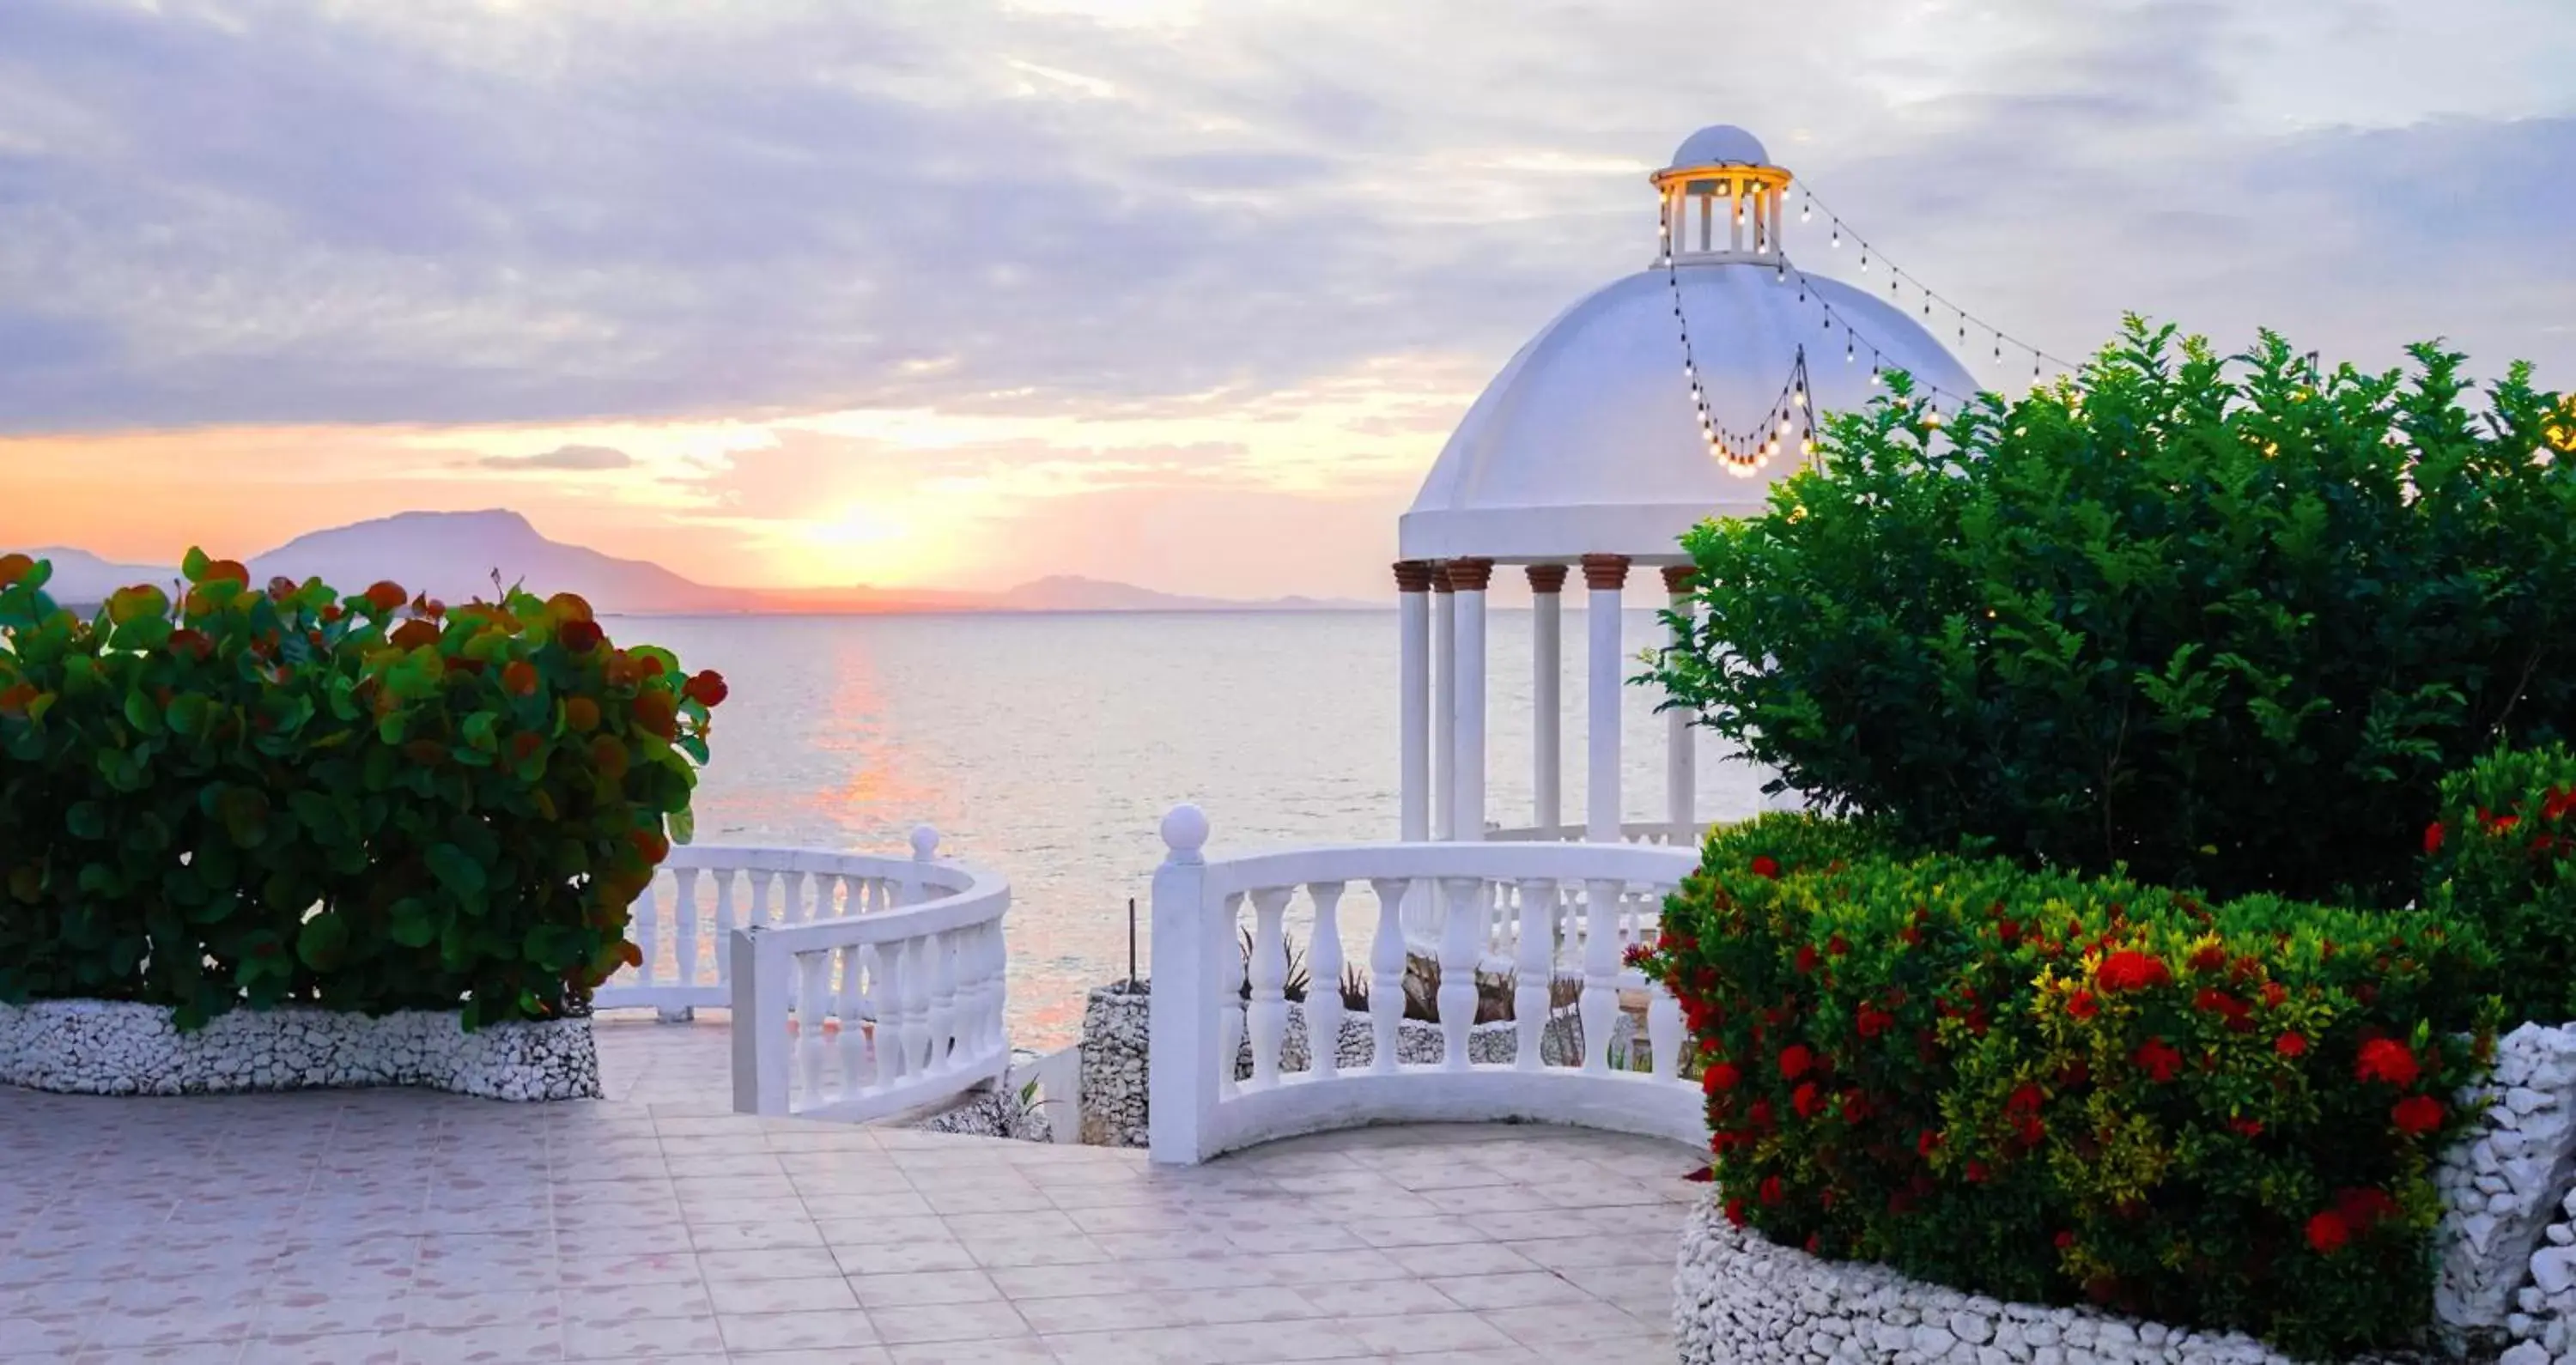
top-left (0, 549), bottom-right (725, 1028)
top-left (2425, 743), bottom-right (2576, 1026)
top-left (1634, 814), bottom-right (2500, 1359)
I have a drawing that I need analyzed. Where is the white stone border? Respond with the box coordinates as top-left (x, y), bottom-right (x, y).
top-left (1676, 1193), bottom-right (2319, 1365)
top-left (2438, 1022), bottom-right (2576, 1346)
top-left (0, 998), bottom-right (602, 1101)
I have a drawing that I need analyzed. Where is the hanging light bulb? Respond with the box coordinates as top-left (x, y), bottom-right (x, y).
top-left (1861, 252), bottom-right (1870, 273)
top-left (1845, 339), bottom-right (1856, 362)
top-left (1793, 384), bottom-right (1807, 409)
top-left (1801, 197), bottom-right (1812, 223)
top-left (1831, 227), bottom-right (1840, 248)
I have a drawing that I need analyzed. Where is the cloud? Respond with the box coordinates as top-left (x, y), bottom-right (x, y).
top-left (0, 0), bottom-right (2567, 445)
top-left (478, 444), bottom-right (635, 471)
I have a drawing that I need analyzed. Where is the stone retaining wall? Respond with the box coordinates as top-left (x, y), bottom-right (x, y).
top-left (0, 998), bottom-right (601, 1101)
top-left (1675, 1195), bottom-right (2382, 1365)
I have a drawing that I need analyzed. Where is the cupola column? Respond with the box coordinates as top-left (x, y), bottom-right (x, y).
top-left (1527, 565), bottom-right (1568, 836)
top-left (1580, 555), bottom-right (1631, 842)
top-left (1431, 567), bottom-right (1456, 840)
top-left (1729, 181), bottom-right (1746, 253)
top-left (1447, 560), bottom-right (1493, 844)
top-left (1393, 561), bottom-right (1436, 842)
top-left (1662, 566), bottom-right (1698, 844)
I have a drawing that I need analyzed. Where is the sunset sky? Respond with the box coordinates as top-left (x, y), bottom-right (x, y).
top-left (3, 0), bottom-right (2572, 599)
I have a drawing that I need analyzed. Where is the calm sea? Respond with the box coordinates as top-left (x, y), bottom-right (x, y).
top-left (625, 610), bottom-right (1766, 1048)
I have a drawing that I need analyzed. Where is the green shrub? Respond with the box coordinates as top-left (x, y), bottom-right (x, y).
top-left (2425, 743), bottom-right (2576, 1024)
top-left (1646, 318), bottom-right (2576, 908)
top-left (1635, 815), bottom-right (2500, 1358)
top-left (0, 549), bottom-right (726, 1028)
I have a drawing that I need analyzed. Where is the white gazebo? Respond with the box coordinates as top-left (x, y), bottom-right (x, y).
top-left (1393, 124), bottom-right (1976, 847)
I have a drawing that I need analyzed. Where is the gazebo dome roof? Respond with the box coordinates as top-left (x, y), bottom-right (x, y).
top-left (1400, 128), bottom-right (1979, 566)
top-left (1667, 124), bottom-right (1769, 169)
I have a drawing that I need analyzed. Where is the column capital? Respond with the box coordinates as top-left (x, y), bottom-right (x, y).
top-left (1431, 565), bottom-right (1455, 595)
top-left (1444, 558), bottom-right (1494, 592)
top-left (1661, 565), bottom-right (1698, 594)
top-left (1525, 563), bottom-right (1569, 595)
top-left (1392, 560), bottom-right (1437, 593)
top-left (1580, 554), bottom-right (1631, 591)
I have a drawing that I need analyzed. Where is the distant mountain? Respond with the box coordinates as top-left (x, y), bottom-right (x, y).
top-left (10, 511), bottom-right (1372, 616)
top-left (19, 547), bottom-right (173, 605)
top-left (250, 510), bottom-right (739, 615)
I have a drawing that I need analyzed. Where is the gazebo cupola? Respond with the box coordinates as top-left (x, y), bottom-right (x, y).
top-left (1652, 124), bottom-right (1791, 263)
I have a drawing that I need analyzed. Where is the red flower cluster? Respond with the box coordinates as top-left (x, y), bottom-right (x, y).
top-left (2065, 988), bottom-right (2099, 1021)
top-left (2133, 1037), bottom-right (2184, 1083)
top-left (1750, 855), bottom-right (1782, 879)
top-left (2355, 1039), bottom-right (2419, 1088)
top-left (1778, 1044), bottom-right (1814, 1080)
top-left (2097, 949), bottom-right (2172, 993)
top-left (2391, 1094), bottom-right (2445, 1135)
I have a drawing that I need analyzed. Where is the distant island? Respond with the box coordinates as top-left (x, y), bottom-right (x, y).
top-left (18, 510), bottom-right (1378, 616)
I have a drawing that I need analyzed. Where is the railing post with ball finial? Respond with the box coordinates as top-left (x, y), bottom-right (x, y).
top-left (1149, 804), bottom-right (1217, 1165)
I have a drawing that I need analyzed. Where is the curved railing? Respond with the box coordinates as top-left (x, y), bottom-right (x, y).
top-left (728, 845), bottom-right (1012, 1125)
top-left (1147, 804), bottom-right (1702, 1165)
top-left (593, 832), bottom-right (955, 1014)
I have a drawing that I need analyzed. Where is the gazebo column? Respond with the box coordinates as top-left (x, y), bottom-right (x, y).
top-left (1581, 555), bottom-right (1630, 842)
top-left (1431, 568), bottom-right (1455, 840)
top-left (1447, 560), bottom-right (1492, 844)
top-left (1662, 566), bottom-right (1698, 844)
top-left (1527, 564), bottom-right (1568, 837)
top-left (1394, 561), bottom-right (1435, 842)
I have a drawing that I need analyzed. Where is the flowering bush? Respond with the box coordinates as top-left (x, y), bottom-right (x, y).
top-left (0, 549), bottom-right (724, 1028)
top-left (2424, 743), bottom-right (2576, 1024)
top-left (1643, 319), bottom-right (2576, 908)
top-left (1636, 814), bottom-right (2501, 1357)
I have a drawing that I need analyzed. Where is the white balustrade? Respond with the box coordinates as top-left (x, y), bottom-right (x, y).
top-left (1147, 804), bottom-right (1702, 1166)
top-left (594, 831), bottom-right (948, 1014)
top-left (1485, 819), bottom-right (1719, 847)
top-left (729, 837), bottom-right (1011, 1125)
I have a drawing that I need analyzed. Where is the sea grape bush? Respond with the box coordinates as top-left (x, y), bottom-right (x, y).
top-left (2424, 743), bottom-right (2576, 1025)
top-left (1646, 318), bottom-right (2576, 907)
top-left (0, 549), bottom-right (726, 1028)
top-left (1634, 815), bottom-right (2500, 1357)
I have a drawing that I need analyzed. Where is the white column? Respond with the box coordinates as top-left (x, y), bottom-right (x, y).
top-left (1448, 560), bottom-right (1492, 844)
top-left (1729, 180), bottom-right (1745, 253)
top-left (1662, 566), bottom-right (1697, 844)
top-left (1582, 555), bottom-right (1628, 842)
top-left (1395, 561), bottom-right (1432, 842)
top-left (1528, 564), bottom-right (1566, 836)
top-left (1768, 182), bottom-right (1784, 253)
top-left (1431, 572), bottom-right (1455, 840)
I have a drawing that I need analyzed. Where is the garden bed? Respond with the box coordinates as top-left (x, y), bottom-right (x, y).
top-left (0, 998), bottom-right (600, 1101)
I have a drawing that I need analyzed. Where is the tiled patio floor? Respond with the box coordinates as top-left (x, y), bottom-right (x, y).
top-left (0, 1016), bottom-right (1696, 1363)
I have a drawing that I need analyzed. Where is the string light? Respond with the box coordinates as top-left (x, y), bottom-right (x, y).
top-left (1787, 180), bottom-right (2085, 390)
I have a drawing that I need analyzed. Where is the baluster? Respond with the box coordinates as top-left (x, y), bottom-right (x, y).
top-left (1307, 882), bottom-right (1346, 1080)
top-left (1245, 887), bottom-right (1292, 1089)
top-left (1648, 978), bottom-right (1683, 1080)
top-left (873, 943), bottom-right (907, 1080)
top-left (959, 922), bottom-right (990, 1062)
top-left (835, 945), bottom-right (872, 1095)
top-left (1581, 878), bottom-right (1619, 1073)
top-left (633, 875), bottom-right (660, 988)
top-left (1514, 877), bottom-right (1553, 1070)
top-left (925, 929), bottom-right (958, 1075)
top-left (901, 935), bottom-right (935, 1077)
top-left (981, 919), bottom-right (1009, 1059)
top-left (1617, 886), bottom-right (1638, 954)
top-left (781, 870), bottom-right (808, 925)
top-left (1437, 877), bottom-right (1481, 1071)
top-left (796, 948), bottom-right (829, 1103)
top-left (1217, 892), bottom-right (1246, 1096)
top-left (672, 867), bottom-right (703, 987)
top-left (713, 870), bottom-right (740, 985)
top-left (750, 868), bottom-right (776, 927)
top-left (1365, 878), bottom-right (1407, 1073)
